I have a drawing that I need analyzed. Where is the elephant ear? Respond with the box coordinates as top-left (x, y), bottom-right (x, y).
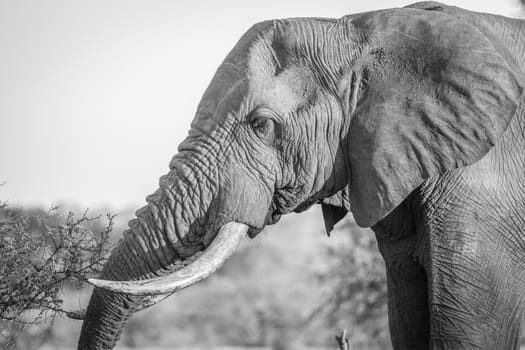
top-left (345, 8), bottom-right (523, 227)
top-left (320, 186), bottom-right (350, 236)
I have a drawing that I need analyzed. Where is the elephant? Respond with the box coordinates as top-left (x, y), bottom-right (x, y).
top-left (77, 2), bottom-right (525, 349)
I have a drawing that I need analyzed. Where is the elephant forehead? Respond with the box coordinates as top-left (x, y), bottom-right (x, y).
top-left (248, 66), bottom-right (312, 115)
top-left (249, 79), bottom-right (300, 114)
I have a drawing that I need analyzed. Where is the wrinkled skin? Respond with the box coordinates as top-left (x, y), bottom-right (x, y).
top-left (78, 2), bottom-right (525, 349)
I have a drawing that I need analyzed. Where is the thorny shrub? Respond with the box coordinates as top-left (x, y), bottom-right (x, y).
top-left (0, 196), bottom-right (114, 343)
top-left (318, 220), bottom-right (389, 349)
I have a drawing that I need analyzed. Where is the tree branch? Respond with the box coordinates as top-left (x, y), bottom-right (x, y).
top-left (335, 329), bottom-right (351, 350)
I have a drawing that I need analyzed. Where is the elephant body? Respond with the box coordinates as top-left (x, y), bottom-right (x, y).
top-left (373, 4), bottom-right (525, 348)
top-left (78, 2), bottom-right (525, 349)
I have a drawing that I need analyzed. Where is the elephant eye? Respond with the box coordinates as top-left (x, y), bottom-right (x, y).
top-left (248, 111), bottom-right (277, 145)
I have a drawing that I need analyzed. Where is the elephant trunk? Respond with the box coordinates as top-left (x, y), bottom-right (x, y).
top-left (77, 150), bottom-right (239, 350)
top-left (77, 227), bottom-right (175, 349)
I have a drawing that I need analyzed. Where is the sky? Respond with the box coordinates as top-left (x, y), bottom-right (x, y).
top-left (1, 0), bottom-right (523, 209)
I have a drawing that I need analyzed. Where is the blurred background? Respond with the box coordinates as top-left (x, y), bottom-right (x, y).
top-left (1, 1), bottom-right (524, 349)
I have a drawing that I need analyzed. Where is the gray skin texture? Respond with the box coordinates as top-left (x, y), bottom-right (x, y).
top-left (77, 2), bottom-right (525, 349)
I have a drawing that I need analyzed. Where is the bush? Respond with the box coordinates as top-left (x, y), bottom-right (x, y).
top-left (317, 219), bottom-right (389, 349)
top-left (0, 198), bottom-right (114, 348)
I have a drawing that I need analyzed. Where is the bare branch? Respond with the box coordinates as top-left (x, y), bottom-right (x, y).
top-left (0, 205), bottom-right (114, 332)
top-left (335, 329), bottom-right (351, 350)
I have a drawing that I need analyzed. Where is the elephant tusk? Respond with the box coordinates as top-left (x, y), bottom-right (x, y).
top-left (88, 222), bottom-right (249, 295)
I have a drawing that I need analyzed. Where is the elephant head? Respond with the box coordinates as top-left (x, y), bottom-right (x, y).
top-left (78, 3), bottom-right (522, 349)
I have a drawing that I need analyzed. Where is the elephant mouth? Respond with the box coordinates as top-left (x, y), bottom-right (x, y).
top-left (265, 194), bottom-right (286, 225)
top-left (247, 205), bottom-right (281, 238)
top-left (267, 199), bottom-right (283, 225)
top-left (88, 222), bottom-right (249, 295)
top-left (249, 189), bottom-right (315, 239)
